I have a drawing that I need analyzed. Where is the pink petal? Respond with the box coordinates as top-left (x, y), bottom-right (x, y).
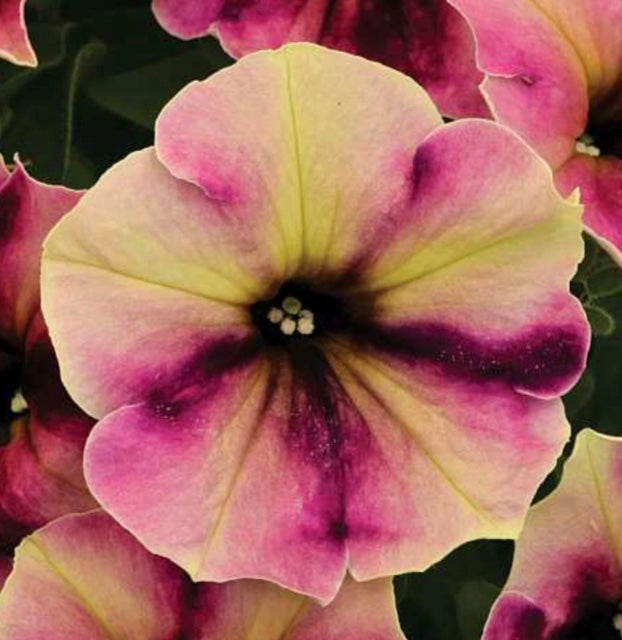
top-left (484, 430), bottom-right (622, 639)
top-left (152, 0), bottom-right (488, 117)
top-left (0, 509), bottom-right (404, 639)
top-left (0, 159), bottom-right (82, 345)
top-left (0, 0), bottom-right (36, 67)
top-left (449, 0), bottom-right (588, 168)
top-left (0, 313), bottom-right (96, 551)
top-left (556, 154), bottom-right (622, 266)
top-left (0, 555), bottom-right (11, 590)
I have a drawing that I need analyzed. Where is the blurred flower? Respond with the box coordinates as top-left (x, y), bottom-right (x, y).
top-left (152, 0), bottom-right (489, 118)
top-left (42, 44), bottom-right (588, 602)
top-left (0, 0), bottom-right (36, 67)
top-left (0, 509), bottom-right (404, 640)
top-left (450, 0), bottom-right (622, 265)
top-left (0, 157), bottom-right (95, 555)
top-left (483, 429), bottom-right (622, 640)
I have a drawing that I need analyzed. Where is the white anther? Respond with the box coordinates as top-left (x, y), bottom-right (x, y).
top-left (297, 317), bottom-right (315, 335)
top-left (267, 307), bottom-right (284, 324)
top-left (280, 317), bottom-right (297, 335)
top-left (612, 612), bottom-right (622, 636)
top-left (10, 389), bottom-right (28, 415)
top-left (576, 140), bottom-right (601, 157)
top-left (576, 135), bottom-right (601, 157)
top-left (299, 309), bottom-right (313, 319)
top-left (282, 296), bottom-right (302, 315)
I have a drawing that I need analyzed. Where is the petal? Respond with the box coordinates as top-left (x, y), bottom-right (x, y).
top-left (153, 0), bottom-right (488, 118)
top-left (449, 0), bottom-right (588, 167)
top-left (325, 337), bottom-right (569, 579)
top-left (0, 160), bottom-right (82, 345)
top-left (0, 510), bottom-right (405, 639)
top-left (515, 0), bottom-right (622, 102)
top-left (0, 555), bottom-right (10, 590)
top-left (84, 349), bottom-right (351, 602)
top-left (0, 510), bottom-right (186, 639)
top-left (0, 314), bottom-right (96, 551)
top-left (0, 0), bottom-right (36, 67)
top-left (42, 148), bottom-right (263, 419)
top-left (556, 154), bottom-right (622, 266)
top-left (483, 429), bottom-right (622, 639)
top-left (155, 44), bottom-right (443, 279)
top-left (195, 574), bottom-right (404, 640)
top-left (353, 120), bottom-right (588, 398)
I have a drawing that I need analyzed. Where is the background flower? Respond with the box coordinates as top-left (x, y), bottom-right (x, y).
top-left (0, 157), bottom-right (96, 554)
top-left (0, 509), bottom-right (404, 640)
top-left (450, 0), bottom-right (622, 265)
top-left (151, 0), bottom-right (489, 118)
top-left (483, 429), bottom-right (622, 639)
top-left (42, 44), bottom-right (588, 603)
top-left (0, 0), bottom-right (36, 67)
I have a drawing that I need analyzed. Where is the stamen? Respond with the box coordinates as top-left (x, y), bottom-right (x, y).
top-left (267, 307), bottom-right (284, 324)
top-left (10, 389), bottom-right (28, 415)
top-left (280, 317), bottom-right (297, 336)
top-left (297, 314), bottom-right (315, 335)
top-left (576, 134), bottom-right (601, 157)
top-left (282, 296), bottom-right (302, 315)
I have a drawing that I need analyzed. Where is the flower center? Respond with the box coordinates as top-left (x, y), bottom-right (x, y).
top-left (0, 357), bottom-right (26, 445)
top-left (553, 600), bottom-right (622, 639)
top-left (577, 118), bottom-right (622, 159)
top-left (250, 281), bottom-right (349, 346)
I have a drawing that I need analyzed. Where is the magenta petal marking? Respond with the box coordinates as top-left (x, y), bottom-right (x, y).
top-left (363, 321), bottom-right (587, 399)
top-left (152, 0), bottom-right (488, 117)
top-left (484, 593), bottom-right (547, 640)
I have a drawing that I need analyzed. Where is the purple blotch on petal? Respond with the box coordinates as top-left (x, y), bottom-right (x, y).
top-left (361, 321), bottom-right (585, 395)
top-left (549, 558), bottom-right (620, 640)
top-left (218, 0), bottom-right (261, 21)
top-left (148, 335), bottom-right (261, 420)
top-left (485, 595), bottom-right (546, 640)
top-left (285, 341), bottom-right (370, 544)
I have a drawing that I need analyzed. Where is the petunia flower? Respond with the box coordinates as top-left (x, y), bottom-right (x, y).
top-left (0, 157), bottom-right (96, 554)
top-left (41, 44), bottom-right (589, 603)
top-left (482, 429), bottom-right (622, 640)
top-left (0, 509), bottom-right (405, 640)
top-left (449, 0), bottom-right (622, 264)
top-left (0, 0), bottom-right (36, 67)
top-left (151, 0), bottom-right (489, 118)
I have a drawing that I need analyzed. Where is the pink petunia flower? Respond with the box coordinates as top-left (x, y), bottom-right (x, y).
top-left (42, 44), bottom-right (589, 603)
top-left (0, 509), bottom-right (405, 639)
top-left (0, 0), bottom-right (36, 67)
top-left (0, 157), bottom-right (96, 556)
top-left (152, 0), bottom-right (489, 118)
top-left (450, 0), bottom-right (622, 265)
top-left (483, 429), bottom-right (622, 639)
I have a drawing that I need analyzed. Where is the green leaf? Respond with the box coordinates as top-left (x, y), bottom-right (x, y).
top-left (85, 46), bottom-right (231, 129)
top-left (0, 24), bottom-right (72, 103)
top-left (0, 29), bottom-right (106, 184)
top-left (590, 266), bottom-right (622, 298)
top-left (455, 580), bottom-right (500, 640)
top-left (563, 369), bottom-right (595, 418)
top-left (585, 305), bottom-right (616, 336)
top-left (63, 146), bottom-right (98, 189)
